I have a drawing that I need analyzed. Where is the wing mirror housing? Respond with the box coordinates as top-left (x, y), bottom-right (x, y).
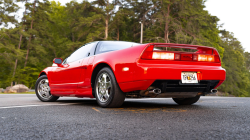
top-left (53, 58), bottom-right (63, 66)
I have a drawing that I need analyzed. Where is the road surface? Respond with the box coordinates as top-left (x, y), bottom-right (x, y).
top-left (0, 94), bottom-right (249, 140)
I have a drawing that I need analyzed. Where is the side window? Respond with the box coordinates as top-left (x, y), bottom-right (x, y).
top-left (62, 58), bottom-right (68, 65)
top-left (95, 41), bottom-right (140, 55)
top-left (66, 42), bottom-right (97, 63)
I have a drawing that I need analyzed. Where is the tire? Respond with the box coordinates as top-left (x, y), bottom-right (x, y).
top-left (94, 67), bottom-right (125, 108)
top-left (172, 96), bottom-right (200, 105)
top-left (35, 75), bottom-right (59, 102)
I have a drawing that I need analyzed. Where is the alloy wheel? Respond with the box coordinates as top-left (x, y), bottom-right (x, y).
top-left (96, 72), bottom-right (112, 103)
top-left (37, 79), bottom-right (52, 99)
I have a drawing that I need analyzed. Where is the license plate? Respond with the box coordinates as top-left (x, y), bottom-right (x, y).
top-left (181, 72), bottom-right (198, 84)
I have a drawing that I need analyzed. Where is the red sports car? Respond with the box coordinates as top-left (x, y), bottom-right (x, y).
top-left (35, 41), bottom-right (226, 107)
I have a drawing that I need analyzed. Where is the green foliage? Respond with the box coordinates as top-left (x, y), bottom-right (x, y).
top-left (217, 31), bottom-right (250, 96)
top-left (16, 67), bottom-right (40, 88)
top-left (0, 0), bottom-right (249, 96)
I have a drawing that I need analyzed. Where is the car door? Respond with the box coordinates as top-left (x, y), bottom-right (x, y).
top-left (50, 42), bottom-right (97, 95)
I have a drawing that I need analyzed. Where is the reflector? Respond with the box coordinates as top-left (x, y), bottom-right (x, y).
top-left (175, 54), bottom-right (181, 60)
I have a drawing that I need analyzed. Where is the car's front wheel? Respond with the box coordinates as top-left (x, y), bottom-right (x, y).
top-left (94, 67), bottom-right (125, 108)
top-left (172, 96), bottom-right (200, 105)
top-left (35, 75), bottom-right (59, 102)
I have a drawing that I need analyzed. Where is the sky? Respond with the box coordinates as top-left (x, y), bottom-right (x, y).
top-left (15, 0), bottom-right (250, 52)
top-left (204, 0), bottom-right (250, 52)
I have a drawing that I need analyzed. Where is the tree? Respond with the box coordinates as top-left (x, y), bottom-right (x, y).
top-left (0, 0), bottom-right (20, 87)
top-left (218, 31), bottom-right (250, 96)
top-left (1, 0), bottom-right (250, 96)
top-left (91, 0), bottom-right (119, 40)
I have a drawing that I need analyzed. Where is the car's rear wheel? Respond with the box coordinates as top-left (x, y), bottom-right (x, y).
top-left (172, 96), bottom-right (200, 105)
top-left (35, 75), bottom-right (59, 102)
top-left (94, 67), bottom-right (125, 108)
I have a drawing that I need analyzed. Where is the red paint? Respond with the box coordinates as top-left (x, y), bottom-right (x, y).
top-left (39, 43), bottom-right (226, 98)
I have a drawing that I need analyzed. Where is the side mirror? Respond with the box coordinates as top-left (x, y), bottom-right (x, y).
top-left (53, 58), bottom-right (63, 66)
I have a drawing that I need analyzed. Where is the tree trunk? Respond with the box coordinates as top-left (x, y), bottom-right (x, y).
top-left (105, 18), bottom-right (108, 40)
top-left (13, 34), bottom-right (24, 78)
top-left (12, 0), bottom-right (27, 84)
top-left (104, 1), bottom-right (109, 40)
top-left (164, 4), bottom-right (171, 44)
top-left (117, 27), bottom-right (119, 41)
top-left (163, 4), bottom-right (171, 51)
top-left (140, 22), bottom-right (143, 43)
top-left (24, 0), bottom-right (36, 68)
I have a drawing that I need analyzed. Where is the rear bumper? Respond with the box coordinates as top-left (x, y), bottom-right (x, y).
top-left (118, 63), bottom-right (226, 93)
top-left (151, 80), bottom-right (220, 93)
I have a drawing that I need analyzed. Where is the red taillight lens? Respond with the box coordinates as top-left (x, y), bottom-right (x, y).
top-left (141, 51), bottom-right (153, 59)
top-left (141, 45), bottom-right (154, 59)
top-left (181, 54), bottom-right (193, 61)
top-left (214, 55), bottom-right (220, 63)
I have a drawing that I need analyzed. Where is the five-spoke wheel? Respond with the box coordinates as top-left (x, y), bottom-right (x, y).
top-left (94, 67), bottom-right (125, 108)
top-left (37, 79), bottom-right (51, 99)
top-left (96, 73), bottom-right (112, 103)
top-left (35, 75), bottom-right (59, 102)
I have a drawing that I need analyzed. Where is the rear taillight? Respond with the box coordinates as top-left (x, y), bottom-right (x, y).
top-left (141, 45), bottom-right (154, 59)
top-left (198, 55), bottom-right (214, 62)
top-left (193, 54), bottom-right (220, 63)
top-left (214, 55), bottom-right (221, 63)
top-left (141, 45), bottom-right (221, 63)
top-left (152, 52), bottom-right (174, 60)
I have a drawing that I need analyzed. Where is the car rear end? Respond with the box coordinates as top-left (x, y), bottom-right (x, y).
top-left (126, 43), bottom-right (226, 97)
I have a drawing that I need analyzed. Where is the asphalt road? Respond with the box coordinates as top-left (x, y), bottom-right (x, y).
top-left (0, 94), bottom-right (250, 140)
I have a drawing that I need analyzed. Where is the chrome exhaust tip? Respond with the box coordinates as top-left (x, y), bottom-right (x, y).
top-left (153, 88), bottom-right (161, 94)
top-left (211, 89), bottom-right (217, 93)
top-left (149, 88), bottom-right (162, 94)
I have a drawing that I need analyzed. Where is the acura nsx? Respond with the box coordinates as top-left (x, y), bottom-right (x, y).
top-left (35, 41), bottom-right (226, 107)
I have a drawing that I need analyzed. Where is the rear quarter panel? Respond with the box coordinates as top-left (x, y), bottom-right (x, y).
top-left (91, 44), bottom-right (146, 83)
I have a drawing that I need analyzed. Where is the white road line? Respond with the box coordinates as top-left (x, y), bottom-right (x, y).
top-left (0, 103), bottom-right (77, 109)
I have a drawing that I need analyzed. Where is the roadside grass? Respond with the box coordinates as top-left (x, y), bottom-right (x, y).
top-left (0, 92), bottom-right (35, 94)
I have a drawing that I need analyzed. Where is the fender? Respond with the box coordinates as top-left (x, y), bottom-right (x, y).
top-left (38, 67), bottom-right (55, 83)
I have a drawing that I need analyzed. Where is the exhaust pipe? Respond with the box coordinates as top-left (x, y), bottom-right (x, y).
top-left (149, 88), bottom-right (161, 94)
top-left (211, 89), bottom-right (217, 93)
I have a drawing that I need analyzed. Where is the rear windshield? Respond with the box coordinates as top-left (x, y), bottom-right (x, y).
top-left (154, 46), bottom-right (197, 53)
top-left (95, 41), bottom-right (140, 54)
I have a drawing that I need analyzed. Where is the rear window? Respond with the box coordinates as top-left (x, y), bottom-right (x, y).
top-left (95, 41), bottom-right (140, 54)
top-left (154, 46), bottom-right (197, 53)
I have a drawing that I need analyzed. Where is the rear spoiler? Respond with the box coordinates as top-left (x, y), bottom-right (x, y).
top-left (141, 43), bottom-right (221, 62)
top-left (147, 43), bottom-right (219, 55)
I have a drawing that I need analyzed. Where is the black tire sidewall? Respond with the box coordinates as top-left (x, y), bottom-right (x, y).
top-left (35, 75), bottom-right (58, 102)
top-left (173, 96), bottom-right (200, 105)
top-left (94, 68), bottom-right (117, 107)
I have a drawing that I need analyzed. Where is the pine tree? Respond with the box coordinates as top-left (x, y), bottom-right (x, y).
top-left (0, 0), bottom-right (20, 87)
